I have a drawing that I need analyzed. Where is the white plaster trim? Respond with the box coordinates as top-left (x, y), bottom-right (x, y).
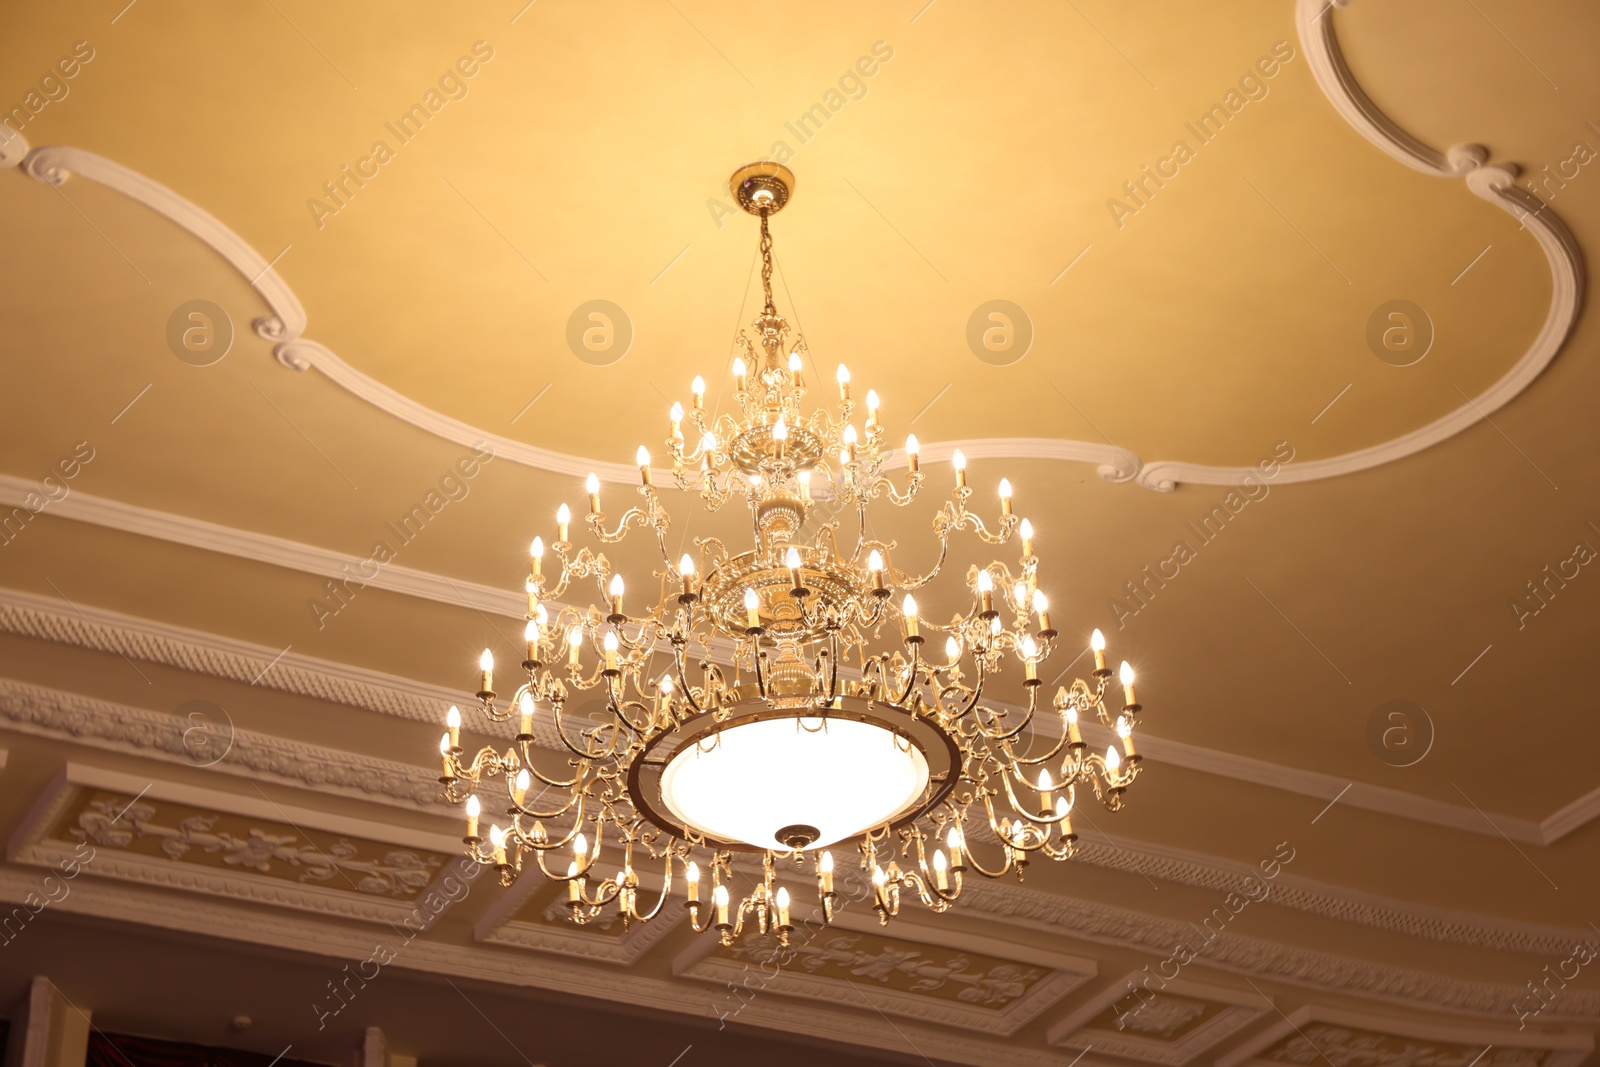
top-left (670, 922), bottom-right (1095, 1037)
top-left (8, 764), bottom-right (459, 925)
top-left (1046, 974), bottom-right (1268, 1065)
top-left (12, 131), bottom-right (1579, 493)
top-left (0, 679), bottom-right (445, 809)
top-left (473, 865), bottom-right (688, 966)
top-left (1214, 1003), bottom-right (1593, 1067)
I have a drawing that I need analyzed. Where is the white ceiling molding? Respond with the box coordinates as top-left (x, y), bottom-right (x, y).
top-left (8, 763), bottom-right (461, 926)
top-left (1214, 1002), bottom-right (1592, 1067)
top-left (6, 94), bottom-right (1579, 494)
top-left (1046, 974), bottom-right (1270, 1065)
top-left (0, 675), bottom-right (445, 810)
top-left (0, 566), bottom-right (1591, 853)
top-left (0, 665), bottom-right (1584, 962)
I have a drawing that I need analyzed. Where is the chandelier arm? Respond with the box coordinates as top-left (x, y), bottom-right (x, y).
top-left (624, 846), bottom-right (677, 923)
top-left (1002, 729), bottom-right (1071, 773)
top-left (888, 641), bottom-right (923, 706)
top-left (550, 701), bottom-right (623, 762)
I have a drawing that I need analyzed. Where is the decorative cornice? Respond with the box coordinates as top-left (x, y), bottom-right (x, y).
top-left (6, 126), bottom-right (1579, 493)
top-left (0, 675), bottom-right (446, 811)
top-left (1047, 974), bottom-right (1269, 1065)
top-left (957, 879), bottom-right (1600, 1022)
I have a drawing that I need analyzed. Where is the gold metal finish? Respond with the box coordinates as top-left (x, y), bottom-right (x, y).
top-left (435, 166), bottom-right (1149, 945)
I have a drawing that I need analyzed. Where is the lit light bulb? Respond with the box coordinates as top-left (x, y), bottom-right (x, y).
top-left (1021, 635), bottom-right (1039, 659)
top-left (517, 689), bottom-right (535, 734)
top-left (446, 705), bottom-right (462, 729)
top-left (692, 374), bottom-right (706, 400)
top-left (530, 536), bottom-right (544, 561)
top-left (773, 417), bottom-right (788, 441)
top-left (1065, 704), bottom-right (1079, 724)
top-left (478, 649), bottom-right (493, 671)
top-left (585, 473), bottom-right (600, 495)
top-left (669, 401), bottom-right (683, 424)
top-left (603, 630), bottom-right (619, 670)
top-left (1019, 517), bottom-right (1033, 538)
top-left (536, 603), bottom-right (548, 624)
top-left (687, 860), bottom-right (700, 882)
top-left (820, 851), bottom-right (834, 873)
top-left (1117, 715), bottom-right (1132, 739)
top-left (1091, 627), bottom-right (1107, 671)
top-left (557, 502), bottom-right (571, 541)
top-left (1121, 661), bottom-right (1135, 683)
top-left (609, 573), bottom-right (624, 597)
top-left (701, 431), bottom-right (717, 452)
top-left (872, 865), bottom-right (887, 886)
top-left (438, 732), bottom-right (450, 755)
top-left (905, 433), bottom-right (920, 472)
top-left (976, 571), bottom-right (993, 592)
top-left (952, 449), bottom-right (967, 470)
top-left (776, 885), bottom-right (790, 909)
top-left (603, 632), bottom-right (618, 651)
top-left (786, 546), bottom-right (803, 570)
top-left (679, 554), bottom-right (695, 576)
top-left (1106, 745), bottom-right (1122, 772)
top-left (945, 636), bottom-right (961, 660)
top-left (902, 594), bottom-right (919, 638)
top-left (1120, 660), bottom-right (1137, 706)
top-left (515, 767), bottom-right (530, 794)
top-left (574, 833), bottom-right (588, 856)
top-left (947, 826), bottom-right (963, 849)
top-left (732, 356), bottom-right (747, 378)
top-left (843, 424), bottom-right (857, 444)
top-left (868, 549), bottom-right (884, 571)
top-left (1033, 589), bottom-right (1048, 612)
top-left (836, 363), bottom-right (850, 387)
top-left (932, 849), bottom-right (947, 872)
top-left (797, 470), bottom-right (811, 500)
top-left (713, 884), bottom-right (729, 905)
top-left (660, 673), bottom-right (674, 694)
top-left (744, 586), bottom-right (761, 629)
top-left (866, 389), bottom-right (879, 413)
top-left (466, 794), bottom-right (480, 817)
top-left (524, 618), bottom-right (539, 643)
top-left (788, 351), bottom-right (802, 373)
top-left (636, 444), bottom-right (651, 469)
top-left (999, 478), bottom-right (1013, 514)
top-left (1038, 767), bottom-right (1053, 791)
top-left (568, 626), bottom-right (582, 646)
top-left (489, 824), bottom-right (505, 848)
top-left (478, 649), bottom-right (493, 694)
top-left (1056, 795), bottom-right (1071, 818)
top-left (990, 616), bottom-right (1002, 635)
top-left (1014, 580), bottom-right (1029, 606)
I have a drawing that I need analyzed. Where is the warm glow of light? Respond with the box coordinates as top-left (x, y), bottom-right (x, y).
top-left (670, 401), bottom-right (683, 422)
top-left (820, 850), bottom-right (833, 872)
top-left (866, 389), bottom-right (879, 411)
top-left (519, 691), bottom-right (535, 715)
top-left (515, 768), bottom-right (531, 791)
top-left (636, 445), bottom-right (651, 467)
top-left (945, 636), bottom-right (961, 659)
top-left (786, 547), bottom-right (803, 570)
top-left (999, 478), bottom-right (1012, 500)
top-left (843, 424), bottom-right (858, 444)
top-left (479, 649), bottom-right (493, 671)
top-left (952, 449), bottom-right (967, 471)
top-left (867, 549), bottom-right (884, 572)
top-left (903, 594), bottom-right (918, 617)
top-left (1117, 716), bottom-right (1133, 739)
top-left (439, 733), bottom-right (450, 754)
top-left (732, 356), bottom-right (747, 377)
top-left (1038, 768), bottom-right (1053, 791)
top-left (836, 364), bottom-right (850, 384)
top-left (906, 433), bottom-right (919, 455)
top-left (660, 674), bottom-right (674, 694)
top-left (1091, 629), bottom-right (1106, 652)
top-left (713, 884), bottom-right (729, 906)
top-left (574, 833), bottom-right (588, 856)
top-left (872, 865), bottom-right (888, 886)
top-left (1064, 704), bottom-right (1079, 724)
top-left (788, 352), bottom-right (802, 372)
top-left (530, 537), bottom-right (544, 559)
top-left (1021, 635), bottom-right (1039, 659)
top-left (692, 375), bottom-right (706, 396)
top-left (686, 860), bottom-right (700, 882)
top-left (524, 618), bottom-right (538, 641)
top-left (660, 717), bottom-right (931, 849)
top-left (773, 417), bottom-right (787, 440)
top-left (679, 554), bottom-right (695, 576)
top-left (609, 573), bottom-right (624, 596)
top-left (568, 626), bottom-right (582, 646)
top-left (1106, 745), bottom-right (1122, 771)
top-left (567, 860), bottom-right (579, 878)
top-left (947, 826), bottom-right (963, 848)
top-left (603, 632), bottom-right (619, 652)
top-left (535, 603), bottom-right (548, 624)
top-left (1033, 589), bottom-right (1048, 611)
top-left (1120, 661), bottom-right (1136, 684)
top-left (701, 431), bottom-right (717, 451)
top-left (585, 473), bottom-right (600, 495)
top-left (976, 570), bottom-right (993, 592)
top-left (1014, 581), bottom-right (1029, 605)
top-left (489, 824), bottom-right (505, 847)
top-left (446, 706), bottom-right (462, 728)
top-left (1019, 517), bottom-right (1033, 539)
top-left (775, 886), bottom-right (790, 908)
top-left (744, 587), bottom-right (760, 610)
top-left (1056, 795), bottom-right (1071, 817)
top-left (932, 849), bottom-right (947, 872)
top-left (466, 794), bottom-right (480, 816)
top-left (557, 503), bottom-right (571, 524)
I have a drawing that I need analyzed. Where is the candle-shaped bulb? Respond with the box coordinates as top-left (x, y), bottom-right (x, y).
top-left (480, 648), bottom-right (494, 672)
top-left (871, 865), bottom-right (888, 886)
top-left (586, 473), bottom-right (601, 513)
top-left (603, 631), bottom-right (618, 651)
top-left (701, 431), bottom-right (717, 453)
top-left (999, 478), bottom-right (1013, 511)
top-left (438, 732), bottom-right (450, 755)
top-left (524, 615), bottom-right (539, 646)
top-left (691, 375), bottom-right (706, 403)
top-left (953, 449), bottom-right (967, 470)
top-left (836, 363), bottom-right (850, 398)
top-left (1065, 703), bottom-right (1079, 724)
top-left (557, 503), bottom-right (571, 525)
top-left (786, 546), bottom-right (803, 570)
top-left (866, 389), bottom-right (879, 413)
top-left (868, 549), bottom-right (884, 571)
top-left (636, 445), bottom-right (652, 484)
top-left (820, 850), bottom-right (833, 873)
top-left (947, 826), bottom-right (963, 849)
top-left (1033, 589), bottom-right (1051, 633)
top-left (1117, 715), bottom-right (1133, 739)
top-left (466, 794), bottom-right (480, 817)
top-left (732, 356), bottom-right (747, 379)
top-left (773, 418), bottom-right (787, 441)
top-left (1091, 627), bottom-right (1107, 671)
top-left (679, 554), bottom-right (695, 577)
top-left (797, 470), bottom-right (811, 501)
top-left (744, 586), bottom-right (761, 628)
top-left (574, 832), bottom-right (588, 857)
top-left (447, 705), bottom-right (462, 729)
top-left (1106, 744), bottom-right (1122, 772)
top-left (1014, 580), bottom-right (1029, 607)
top-left (687, 860), bottom-right (700, 884)
top-left (660, 673), bottom-right (674, 695)
top-left (514, 767), bottom-right (530, 798)
top-left (1120, 660), bottom-right (1137, 705)
top-left (669, 400), bottom-right (683, 424)
top-left (489, 824), bottom-right (505, 848)
top-left (902, 594), bottom-right (919, 639)
top-left (713, 884), bottom-right (729, 906)
top-left (976, 570), bottom-right (993, 592)
top-left (1039, 767), bottom-right (1053, 791)
top-left (933, 849), bottom-right (947, 872)
top-left (788, 351), bottom-right (802, 373)
top-left (1022, 635), bottom-right (1039, 660)
top-left (945, 636), bottom-right (961, 660)
top-left (517, 690), bottom-right (535, 736)
top-left (609, 573), bottom-right (624, 597)
top-left (904, 433), bottom-right (920, 472)
top-left (776, 885), bottom-right (790, 910)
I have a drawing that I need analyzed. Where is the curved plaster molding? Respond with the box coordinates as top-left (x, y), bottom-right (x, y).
top-left (6, 33), bottom-right (1583, 495)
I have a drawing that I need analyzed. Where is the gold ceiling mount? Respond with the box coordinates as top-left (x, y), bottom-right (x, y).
top-left (730, 161), bottom-right (795, 216)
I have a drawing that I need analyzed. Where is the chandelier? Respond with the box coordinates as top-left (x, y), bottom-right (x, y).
top-left (437, 163), bottom-right (1147, 946)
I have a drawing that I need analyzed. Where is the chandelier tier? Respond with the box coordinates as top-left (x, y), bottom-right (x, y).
top-left (437, 162), bottom-right (1148, 946)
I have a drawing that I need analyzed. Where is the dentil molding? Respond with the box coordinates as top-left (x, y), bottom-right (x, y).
top-left (2, 10), bottom-right (1583, 495)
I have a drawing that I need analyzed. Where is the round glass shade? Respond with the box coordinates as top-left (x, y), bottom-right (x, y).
top-left (659, 716), bottom-right (931, 850)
